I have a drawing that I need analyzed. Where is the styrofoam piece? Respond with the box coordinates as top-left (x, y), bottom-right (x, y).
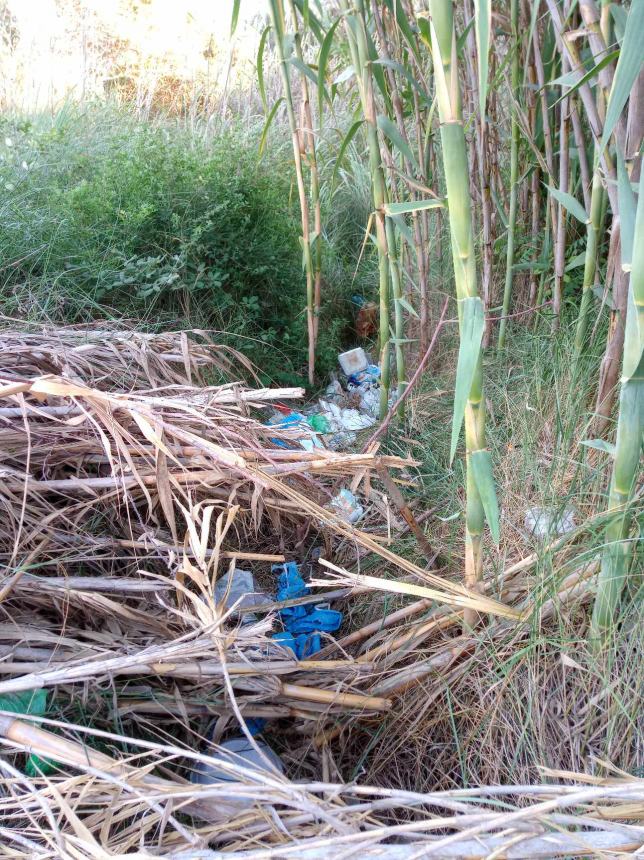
top-left (338, 347), bottom-right (368, 376)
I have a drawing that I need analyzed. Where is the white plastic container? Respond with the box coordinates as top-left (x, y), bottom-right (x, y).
top-left (338, 347), bottom-right (368, 376)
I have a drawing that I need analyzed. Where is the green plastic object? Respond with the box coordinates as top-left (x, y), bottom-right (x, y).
top-left (307, 413), bottom-right (331, 433)
top-left (0, 689), bottom-right (57, 775)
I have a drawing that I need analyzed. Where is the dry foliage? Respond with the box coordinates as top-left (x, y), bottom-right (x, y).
top-left (0, 326), bottom-right (641, 856)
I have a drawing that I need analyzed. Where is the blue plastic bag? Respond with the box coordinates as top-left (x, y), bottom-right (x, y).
top-left (271, 562), bottom-right (342, 659)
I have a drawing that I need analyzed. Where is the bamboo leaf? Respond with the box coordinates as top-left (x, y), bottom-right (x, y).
top-left (292, 0), bottom-right (324, 42)
top-left (470, 449), bottom-right (500, 545)
top-left (474, 0), bottom-right (491, 121)
top-left (456, 17), bottom-right (475, 54)
top-left (491, 187), bottom-right (509, 229)
top-left (290, 57), bottom-right (318, 87)
top-left (390, 213), bottom-right (415, 247)
top-left (450, 296), bottom-right (484, 463)
top-left (601, 0), bottom-right (644, 151)
top-left (546, 185), bottom-right (589, 224)
top-left (331, 119), bottom-right (364, 186)
top-left (231, 0), bottom-right (241, 36)
top-left (259, 97), bottom-right (284, 156)
top-left (373, 59), bottom-right (431, 104)
top-left (581, 438), bottom-right (616, 456)
top-left (617, 153), bottom-right (636, 269)
top-left (417, 16), bottom-right (431, 49)
top-left (366, 28), bottom-right (390, 106)
top-left (592, 284), bottom-right (615, 310)
top-left (623, 169), bottom-right (644, 379)
top-left (318, 18), bottom-right (340, 120)
top-left (565, 252), bottom-right (587, 271)
top-left (257, 25), bottom-right (270, 112)
top-left (384, 198), bottom-right (444, 216)
top-left (512, 260), bottom-right (549, 272)
top-left (396, 295), bottom-right (420, 319)
top-left (383, 0), bottom-right (423, 66)
top-left (611, 3), bottom-right (627, 43)
top-left (333, 65), bottom-right (355, 86)
top-left (377, 115), bottom-right (417, 170)
top-left (550, 51), bottom-right (620, 106)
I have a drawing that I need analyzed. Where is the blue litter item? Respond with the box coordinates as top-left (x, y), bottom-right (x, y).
top-left (271, 562), bottom-right (342, 660)
top-left (351, 294), bottom-right (366, 307)
top-left (288, 607), bottom-right (342, 635)
top-left (348, 364), bottom-right (380, 387)
top-left (267, 412), bottom-right (306, 450)
top-left (272, 630), bottom-right (298, 653)
top-left (245, 717), bottom-right (266, 736)
top-left (274, 630), bottom-right (322, 659)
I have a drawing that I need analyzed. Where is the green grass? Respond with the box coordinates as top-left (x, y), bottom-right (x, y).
top-left (0, 104), bottom-right (364, 386)
top-left (334, 321), bottom-right (643, 791)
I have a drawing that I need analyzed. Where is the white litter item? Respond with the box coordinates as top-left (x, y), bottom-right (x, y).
top-left (326, 430), bottom-right (357, 450)
top-left (338, 408), bottom-right (375, 430)
top-left (358, 386), bottom-right (380, 418)
top-left (324, 378), bottom-right (345, 404)
top-left (525, 506), bottom-right (577, 539)
top-left (329, 488), bottom-right (364, 524)
top-left (214, 569), bottom-right (271, 622)
top-left (338, 347), bottom-right (368, 376)
top-left (318, 399), bottom-right (376, 431)
top-left (191, 737), bottom-right (285, 799)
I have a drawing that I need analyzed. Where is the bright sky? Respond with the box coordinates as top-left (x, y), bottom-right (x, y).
top-left (4, 0), bottom-right (269, 108)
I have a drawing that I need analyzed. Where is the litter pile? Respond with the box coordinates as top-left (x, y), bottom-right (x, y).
top-left (0, 325), bottom-right (640, 857)
top-left (268, 346), bottom-right (390, 453)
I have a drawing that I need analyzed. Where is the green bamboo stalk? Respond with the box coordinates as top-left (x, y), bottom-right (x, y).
top-left (340, 0), bottom-right (391, 417)
top-left (591, 169), bottom-right (644, 641)
top-left (267, 0), bottom-right (316, 386)
top-left (497, 0), bottom-right (519, 351)
top-left (288, 0), bottom-right (323, 348)
top-left (429, 0), bottom-right (495, 626)
top-left (573, 159), bottom-right (603, 358)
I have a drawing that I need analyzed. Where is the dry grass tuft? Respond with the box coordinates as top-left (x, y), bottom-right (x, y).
top-left (0, 325), bottom-right (641, 856)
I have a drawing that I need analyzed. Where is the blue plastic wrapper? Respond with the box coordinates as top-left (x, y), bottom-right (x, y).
top-left (348, 364), bottom-right (380, 387)
top-left (271, 562), bottom-right (342, 659)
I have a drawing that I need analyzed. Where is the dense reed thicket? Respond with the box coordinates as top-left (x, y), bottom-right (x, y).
top-left (0, 0), bottom-right (642, 855)
top-left (262, 0), bottom-right (642, 640)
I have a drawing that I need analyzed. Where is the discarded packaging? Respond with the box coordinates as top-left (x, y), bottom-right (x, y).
top-left (272, 562), bottom-right (342, 659)
top-left (324, 377), bottom-right (345, 405)
top-left (338, 347), bottom-right (368, 376)
top-left (326, 430), bottom-right (357, 450)
top-left (191, 736), bottom-right (284, 795)
top-left (214, 569), bottom-right (271, 623)
top-left (525, 506), bottom-right (577, 539)
top-left (318, 399), bottom-right (375, 431)
top-left (267, 410), bottom-right (325, 452)
top-left (329, 488), bottom-right (364, 524)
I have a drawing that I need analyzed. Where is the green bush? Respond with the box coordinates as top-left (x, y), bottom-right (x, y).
top-left (0, 106), bottom-right (355, 385)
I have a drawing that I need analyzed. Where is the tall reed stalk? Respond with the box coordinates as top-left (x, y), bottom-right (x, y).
top-left (429, 0), bottom-right (499, 627)
top-left (340, 0), bottom-right (392, 417)
top-left (288, 0), bottom-right (323, 348)
top-left (591, 169), bottom-right (643, 640)
top-left (267, 0), bottom-right (316, 385)
top-left (497, 0), bottom-right (519, 350)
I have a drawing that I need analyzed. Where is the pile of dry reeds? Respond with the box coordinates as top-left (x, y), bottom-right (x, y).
top-left (0, 326), bottom-right (641, 857)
